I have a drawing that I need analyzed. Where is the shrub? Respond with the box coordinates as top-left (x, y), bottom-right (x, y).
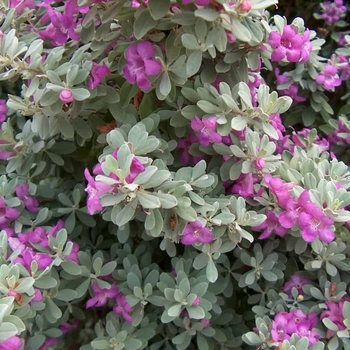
top-left (0, 0), bottom-right (349, 349)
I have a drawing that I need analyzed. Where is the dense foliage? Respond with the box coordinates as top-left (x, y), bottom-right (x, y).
top-left (0, 0), bottom-right (350, 349)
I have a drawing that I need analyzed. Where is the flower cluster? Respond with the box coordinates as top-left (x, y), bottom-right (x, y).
top-left (86, 282), bottom-right (132, 322)
top-left (268, 25), bottom-right (312, 63)
top-left (271, 310), bottom-right (321, 345)
top-left (319, 0), bottom-right (347, 24)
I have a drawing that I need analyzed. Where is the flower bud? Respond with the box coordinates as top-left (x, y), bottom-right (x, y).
top-left (59, 89), bottom-right (74, 104)
top-left (239, 0), bottom-right (252, 12)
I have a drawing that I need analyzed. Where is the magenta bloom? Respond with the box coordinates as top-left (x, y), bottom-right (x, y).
top-left (86, 282), bottom-right (119, 308)
top-left (283, 274), bottom-right (310, 297)
top-left (268, 25), bottom-right (312, 63)
top-left (230, 173), bottom-right (259, 198)
top-left (60, 320), bottom-right (80, 334)
top-left (15, 184), bottom-right (39, 212)
top-left (0, 336), bottom-right (22, 350)
top-left (190, 116), bottom-right (222, 147)
top-left (321, 297), bottom-right (350, 338)
top-left (0, 197), bottom-right (19, 229)
top-left (181, 220), bottom-right (215, 245)
top-left (320, 0), bottom-right (347, 24)
top-left (298, 202), bottom-right (335, 243)
top-left (84, 169), bottom-right (105, 215)
top-left (0, 99), bottom-right (8, 123)
top-left (123, 42), bottom-right (162, 90)
top-left (252, 210), bottom-right (287, 239)
top-left (177, 133), bottom-right (205, 165)
top-left (88, 62), bottom-right (110, 90)
top-left (113, 294), bottom-right (133, 322)
top-left (264, 174), bottom-right (293, 208)
top-left (9, 0), bottom-right (34, 13)
top-left (271, 310), bottom-right (320, 345)
top-left (316, 64), bottom-right (342, 91)
top-left (15, 249), bottom-right (53, 271)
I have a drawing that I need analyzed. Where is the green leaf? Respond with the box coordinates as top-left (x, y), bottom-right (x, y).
top-left (137, 192), bottom-right (161, 209)
top-left (181, 34), bottom-right (200, 50)
top-left (0, 322), bottom-right (18, 341)
top-left (71, 88), bottom-right (90, 101)
top-left (206, 257), bottom-right (218, 283)
top-left (61, 260), bottom-right (82, 276)
top-left (134, 9), bottom-right (157, 40)
top-left (34, 276), bottom-right (58, 289)
top-left (158, 72), bottom-right (171, 97)
top-left (58, 117), bottom-right (74, 139)
top-left (148, 0), bottom-right (170, 20)
top-left (114, 200), bottom-right (137, 226)
top-left (186, 50), bottom-right (202, 77)
top-left (194, 8), bottom-right (220, 21)
top-left (168, 304), bottom-right (182, 317)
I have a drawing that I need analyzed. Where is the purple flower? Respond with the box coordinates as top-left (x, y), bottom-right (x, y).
top-left (86, 282), bottom-right (119, 308)
top-left (268, 25), bottom-right (312, 63)
top-left (59, 320), bottom-right (80, 334)
top-left (0, 197), bottom-right (19, 229)
top-left (264, 174), bottom-right (294, 208)
top-left (181, 220), bottom-right (215, 245)
top-left (275, 68), bottom-right (306, 102)
top-left (190, 116), bottom-right (222, 146)
top-left (15, 249), bottom-right (53, 271)
top-left (9, 0), bottom-right (34, 13)
top-left (123, 42), bottom-right (162, 90)
top-left (0, 99), bottom-right (8, 123)
top-left (15, 184), bottom-right (38, 212)
top-left (230, 173), bottom-right (259, 198)
top-left (88, 62), bottom-right (110, 90)
top-left (283, 274), bottom-right (310, 297)
top-left (0, 336), bottom-right (22, 350)
top-left (113, 294), bottom-right (133, 322)
top-left (84, 169), bottom-right (106, 215)
top-left (252, 210), bottom-right (287, 239)
top-left (177, 133), bottom-right (205, 165)
top-left (316, 64), bottom-right (342, 91)
top-left (319, 0), bottom-right (347, 24)
top-left (271, 310), bottom-right (321, 345)
top-left (298, 203), bottom-right (335, 243)
top-left (321, 297), bottom-right (350, 338)
top-left (278, 190), bottom-right (309, 229)
top-left (271, 312), bottom-right (290, 342)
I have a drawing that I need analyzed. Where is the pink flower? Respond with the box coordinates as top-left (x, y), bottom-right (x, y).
top-left (319, 0), bottom-right (347, 24)
top-left (181, 220), bottom-right (215, 245)
top-left (316, 64), bottom-right (342, 91)
top-left (84, 169), bottom-right (106, 215)
top-left (239, 0), bottom-right (252, 12)
top-left (15, 249), bottom-right (53, 271)
top-left (86, 282), bottom-right (119, 308)
top-left (88, 62), bottom-right (110, 90)
top-left (192, 296), bottom-right (201, 306)
top-left (252, 210), bottom-right (287, 239)
top-left (0, 336), bottom-right (22, 350)
top-left (177, 133), bottom-right (205, 165)
top-left (190, 116), bottom-right (222, 146)
top-left (268, 25), bottom-right (312, 63)
top-left (9, 0), bottom-right (35, 13)
top-left (0, 99), bottom-right (8, 123)
top-left (264, 174), bottom-right (294, 208)
top-left (15, 184), bottom-right (38, 212)
top-left (321, 297), bottom-right (350, 338)
top-left (123, 42), bottom-right (162, 90)
top-left (59, 89), bottom-right (74, 104)
top-left (0, 197), bottom-right (19, 229)
top-left (298, 203), bottom-right (335, 243)
top-left (283, 273), bottom-right (310, 297)
top-left (113, 294), bottom-right (133, 322)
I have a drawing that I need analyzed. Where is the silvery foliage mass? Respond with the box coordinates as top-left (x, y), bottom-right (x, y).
top-left (0, 0), bottom-right (349, 349)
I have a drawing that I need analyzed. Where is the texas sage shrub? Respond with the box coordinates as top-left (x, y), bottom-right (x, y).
top-left (0, 0), bottom-right (350, 349)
